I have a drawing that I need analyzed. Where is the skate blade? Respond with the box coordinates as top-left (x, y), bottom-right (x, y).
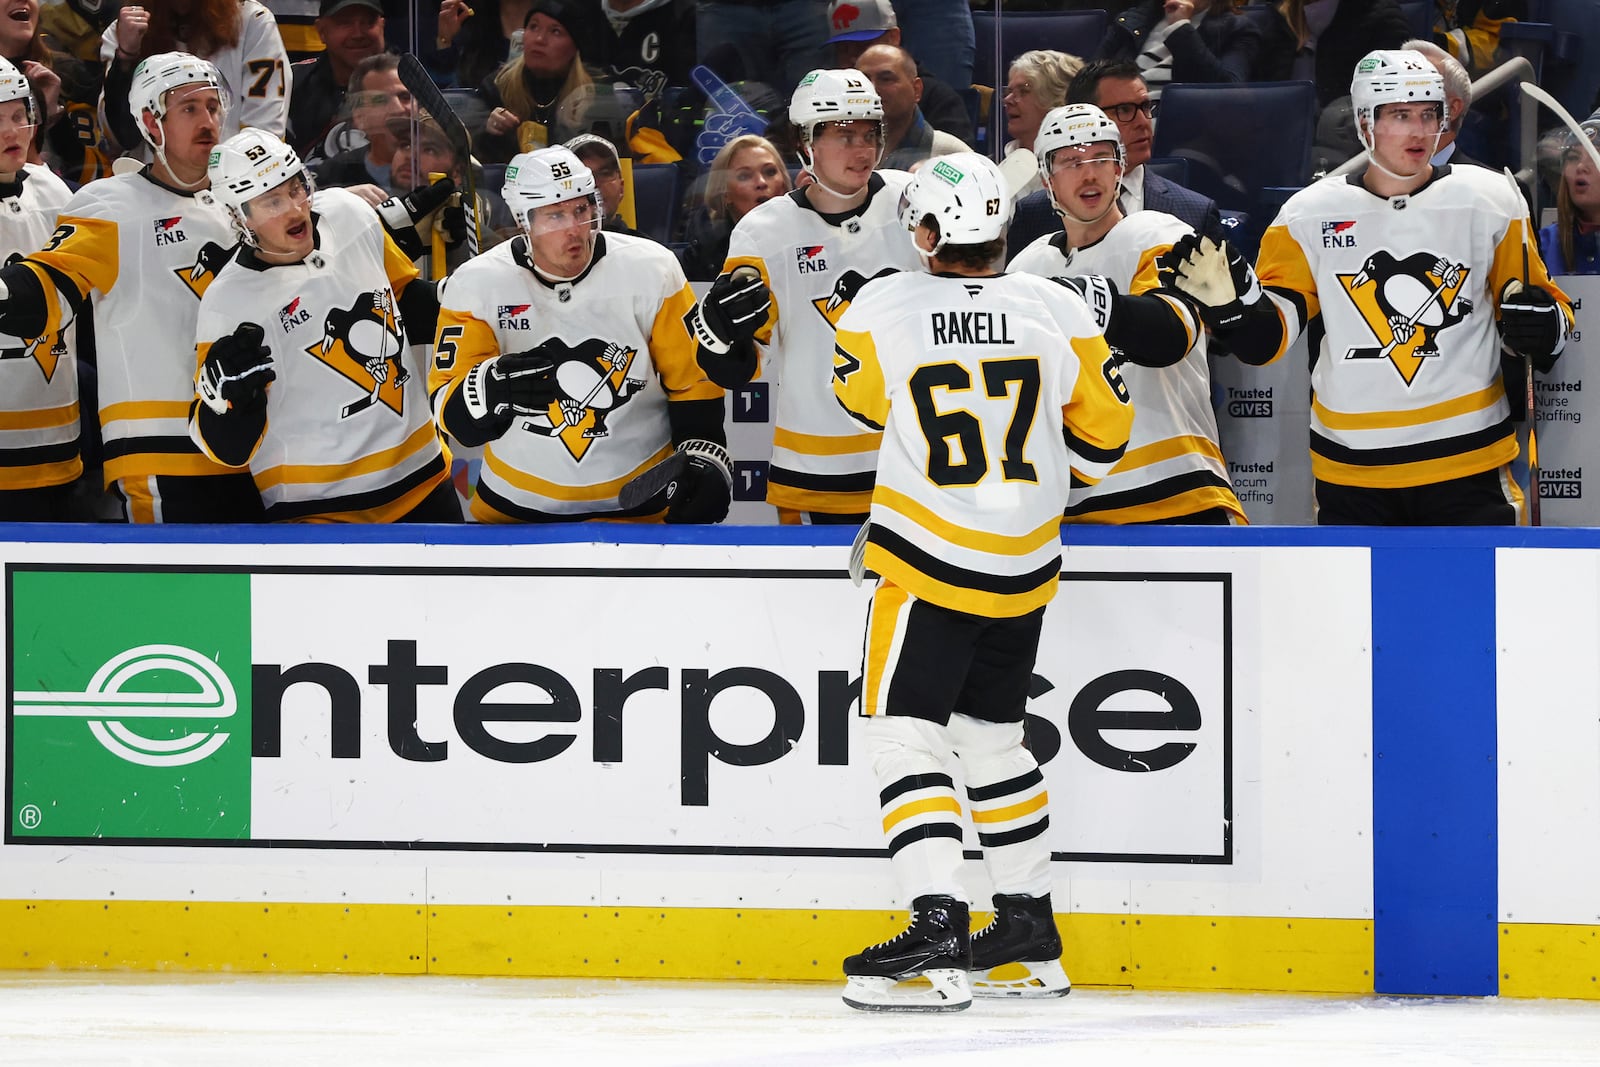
top-left (971, 959), bottom-right (1072, 999)
top-left (842, 970), bottom-right (973, 1013)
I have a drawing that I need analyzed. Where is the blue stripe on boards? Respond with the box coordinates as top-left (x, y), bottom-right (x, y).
top-left (1371, 545), bottom-right (1497, 995)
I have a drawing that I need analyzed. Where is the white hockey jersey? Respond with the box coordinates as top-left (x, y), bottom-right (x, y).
top-left (430, 231), bottom-right (718, 521)
top-left (834, 270), bottom-right (1134, 618)
top-left (18, 168), bottom-right (238, 488)
top-left (192, 188), bottom-right (448, 522)
top-left (100, 0), bottom-right (290, 149)
top-left (1011, 211), bottom-right (1243, 524)
top-left (0, 165), bottom-right (79, 492)
top-left (723, 172), bottom-right (922, 515)
top-left (1256, 164), bottom-right (1574, 489)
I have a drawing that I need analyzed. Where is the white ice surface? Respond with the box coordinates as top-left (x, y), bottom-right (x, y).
top-left (1, 973), bottom-right (1597, 1067)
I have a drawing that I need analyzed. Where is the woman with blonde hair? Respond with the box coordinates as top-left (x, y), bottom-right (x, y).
top-left (476, 0), bottom-right (597, 163)
top-left (680, 134), bottom-right (792, 281)
top-left (1003, 50), bottom-right (1083, 197)
top-left (99, 0), bottom-right (288, 153)
top-left (1539, 122), bottom-right (1600, 276)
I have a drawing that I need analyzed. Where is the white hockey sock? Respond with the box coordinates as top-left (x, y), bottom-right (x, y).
top-left (864, 715), bottom-right (967, 901)
top-left (948, 714), bottom-right (1053, 899)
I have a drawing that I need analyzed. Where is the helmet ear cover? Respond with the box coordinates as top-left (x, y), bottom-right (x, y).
top-left (0, 57), bottom-right (39, 128)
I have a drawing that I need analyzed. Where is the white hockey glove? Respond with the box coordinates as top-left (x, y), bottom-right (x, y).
top-left (1156, 234), bottom-right (1261, 331)
top-left (689, 266), bottom-right (771, 355)
top-left (1498, 279), bottom-right (1566, 373)
top-left (462, 347), bottom-right (559, 421)
top-left (199, 323), bottom-right (276, 414)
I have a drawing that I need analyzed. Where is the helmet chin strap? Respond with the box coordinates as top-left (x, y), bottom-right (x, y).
top-left (799, 132), bottom-right (883, 204)
top-left (1358, 118), bottom-right (1443, 184)
top-left (151, 134), bottom-right (209, 191)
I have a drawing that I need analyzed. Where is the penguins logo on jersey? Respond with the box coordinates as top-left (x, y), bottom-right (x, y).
top-left (173, 241), bottom-right (233, 300)
top-left (1337, 251), bottom-right (1473, 385)
top-left (518, 338), bottom-right (644, 460)
top-left (0, 252), bottom-right (66, 381)
top-left (813, 267), bottom-right (898, 328)
top-left (307, 290), bottom-right (409, 417)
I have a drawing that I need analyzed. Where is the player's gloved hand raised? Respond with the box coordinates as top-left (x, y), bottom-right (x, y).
top-left (1050, 274), bottom-right (1119, 333)
top-left (690, 266), bottom-right (771, 355)
top-left (381, 174), bottom-right (457, 228)
top-left (464, 346), bottom-right (559, 420)
top-left (663, 439), bottom-right (733, 525)
top-left (199, 323), bottom-right (275, 414)
top-left (1499, 280), bottom-right (1566, 373)
top-left (1156, 233), bottom-right (1261, 331)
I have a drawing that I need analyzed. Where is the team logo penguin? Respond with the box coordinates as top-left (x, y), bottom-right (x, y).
top-left (1338, 250), bottom-right (1473, 384)
top-left (814, 267), bottom-right (899, 327)
top-left (516, 338), bottom-right (644, 460)
top-left (307, 290), bottom-right (408, 417)
top-left (0, 252), bottom-right (66, 380)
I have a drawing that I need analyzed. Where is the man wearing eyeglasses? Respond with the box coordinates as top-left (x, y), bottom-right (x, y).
top-left (317, 54), bottom-right (417, 196)
top-left (1011, 103), bottom-right (1244, 526)
top-left (1006, 59), bottom-right (1224, 262)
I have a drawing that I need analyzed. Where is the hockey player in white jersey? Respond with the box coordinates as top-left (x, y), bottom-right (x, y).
top-left (428, 146), bottom-right (731, 524)
top-left (688, 68), bottom-right (922, 524)
top-left (1011, 104), bottom-right (1245, 525)
top-left (832, 153), bottom-right (1134, 1012)
top-left (1163, 49), bottom-right (1574, 525)
top-left (192, 129), bottom-right (459, 523)
top-left (0, 52), bottom-right (265, 523)
top-left (0, 57), bottom-right (79, 520)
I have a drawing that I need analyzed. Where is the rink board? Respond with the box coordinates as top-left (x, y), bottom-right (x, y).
top-left (0, 525), bottom-right (1595, 998)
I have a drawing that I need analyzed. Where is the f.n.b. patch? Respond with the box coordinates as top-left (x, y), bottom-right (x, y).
top-left (795, 244), bottom-right (828, 274)
top-left (278, 297), bottom-right (310, 332)
top-left (1321, 220), bottom-right (1356, 249)
top-left (497, 303), bottom-right (533, 330)
top-left (153, 216), bottom-right (188, 246)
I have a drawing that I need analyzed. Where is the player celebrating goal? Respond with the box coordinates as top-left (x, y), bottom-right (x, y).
top-left (689, 68), bottom-right (922, 524)
top-left (1011, 103), bottom-right (1244, 525)
top-left (1162, 49), bottom-right (1574, 525)
top-left (192, 129), bottom-right (457, 523)
top-left (428, 146), bottom-right (730, 524)
top-left (832, 152), bottom-right (1133, 1012)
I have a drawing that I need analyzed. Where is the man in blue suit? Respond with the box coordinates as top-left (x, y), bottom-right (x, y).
top-left (1007, 60), bottom-right (1225, 262)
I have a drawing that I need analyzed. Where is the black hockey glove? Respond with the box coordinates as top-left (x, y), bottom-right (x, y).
top-left (462, 347), bottom-right (559, 420)
top-left (689, 266), bottom-right (771, 355)
top-left (1499, 280), bottom-right (1566, 373)
top-left (198, 323), bottom-right (275, 414)
top-left (663, 439), bottom-right (733, 525)
top-left (1050, 274), bottom-right (1119, 333)
top-left (376, 176), bottom-right (459, 259)
top-left (1156, 233), bottom-right (1261, 332)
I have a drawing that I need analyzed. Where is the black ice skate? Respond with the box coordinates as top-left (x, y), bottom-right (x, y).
top-left (969, 892), bottom-right (1072, 998)
top-left (842, 895), bottom-right (973, 1012)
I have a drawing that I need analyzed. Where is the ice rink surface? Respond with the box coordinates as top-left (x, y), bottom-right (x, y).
top-left (2, 973), bottom-right (1599, 1066)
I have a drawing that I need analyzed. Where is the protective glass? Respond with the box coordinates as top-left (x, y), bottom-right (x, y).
top-left (525, 191), bottom-right (603, 237)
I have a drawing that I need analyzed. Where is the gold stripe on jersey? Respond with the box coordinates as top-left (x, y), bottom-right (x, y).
top-left (483, 442), bottom-right (673, 502)
top-left (1067, 479), bottom-right (1243, 525)
top-left (772, 425), bottom-right (882, 456)
top-left (651, 285), bottom-right (712, 399)
top-left (1115, 433), bottom-right (1227, 470)
top-left (883, 794), bottom-right (963, 833)
top-left (766, 483), bottom-right (874, 515)
top-left (0, 402), bottom-right (78, 431)
top-left (286, 459), bottom-right (449, 525)
top-left (105, 451), bottom-right (236, 482)
top-left (1312, 435), bottom-right (1517, 489)
top-left (874, 485), bottom-right (1061, 556)
top-left (1255, 223), bottom-right (1320, 364)
top-left (101, 400), bottom-right (195, 424)
top-left (1313, 383), bottom-right (1504, 432)
top-left (861, 581), bottom-right (912, 717)
top-left (0, 456), bottom-right (81, 490)
top-left (27, 215), bottom-right (121, 308)
top-left (427, 309), bottom-right (499, 416)
top-left (254, 422), bottom-right (442, 491)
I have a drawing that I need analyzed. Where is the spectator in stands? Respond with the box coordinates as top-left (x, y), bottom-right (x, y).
top-left (1539, 121), bottom-right (1600, 276)
top-left (565, 131), bottom-right (644, 238)
top-left (24, 0), bottom-right (115, 184)
top-left (827, 0), bottom-right (971, 146)
top-left (678, 132), bottom-right (790, 281)
top-left (1255, 0), bottom-right (1410, 109)
top-left (855, 42), bottom-right (969, 171)
top-left (100, 0), bottom-right (290, 153)
top-left (477, 0), bottom-right (598, 163)
top-left (1092, 0), bottom-right (1261, 97)
top-left (425, 0), bottom-right (523, 90)
top-left (588, 0), bottom-right (695, 95)
top-left (695, 0), bottom-right (828, 103)
top-left (316, 53), bottom-right (416, 194)
top-left (389, 109), bottom-right (516, 269)
top-left (1435, 0), bottom-right (1526, 77)
top-left (1007, 58), bottom-right (1223, 260)
top-left (288, 0), bottom-right (387, 160)
top-left (1002, 49), bottom-right (1082, 197)
top-left (887, 0), bottom-right (973, 93)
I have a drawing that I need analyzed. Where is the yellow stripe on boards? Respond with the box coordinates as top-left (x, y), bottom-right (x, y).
top-left (0, 901), bottom-right (1381, 992)
top-left (1500, 923), bottom-right (1600, 1000)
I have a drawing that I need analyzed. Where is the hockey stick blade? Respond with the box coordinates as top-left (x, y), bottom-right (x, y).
top-left (397, 53), bottom-right (481, 256)
top-left (618, 452), bottom-right (689, 510)
top-left (998, 148), bottom-right (1037, 199)
top-left (848, 521), bottom-right (870, 586)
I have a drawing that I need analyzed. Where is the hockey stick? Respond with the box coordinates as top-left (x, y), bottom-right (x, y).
top-left (998, 147), bottom-right (1036, 200)
top-left (398, 52), bottom-right (480, 257)
top-left (1511, 169), bottom-right (1541, 526)
top-left (617, 451), bottom-right (689, 511)
top-left (1344, 272), bottom-right (1453, 361)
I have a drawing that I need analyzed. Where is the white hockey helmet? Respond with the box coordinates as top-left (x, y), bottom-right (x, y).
top-left (1351, 50), bottom-right (1444, 130)
top-left (207, 128), bottom-right (313, 244)
top-left (130, 52), bottom-right (228, 150)
top-left (1034, 104), bottom-right (1124, 181)
top-left (0, 57), bottom-right (38, 129)
top-left (788, 68), bottom-right (884, 148)
top-left (502, 145), bottom-right (603, 237)
top-left (899, 152), bottom-right (1012, 253)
